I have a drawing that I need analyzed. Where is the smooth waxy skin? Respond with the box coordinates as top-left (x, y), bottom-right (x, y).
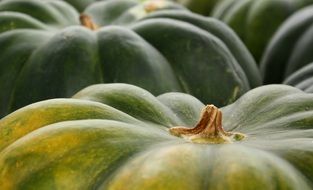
top-left (173, 0), bottom-right (219, 15)
top-left (212, 0), bottom-right (313, 61)
top-left (0, 0), bottom-right (260, 117)
top-left (0, 83), bottom-right (312, 189)
top-left (261, 5), bottom-right (313, 84)
top-left (62, 0), bottom-right (100, 11)
top-left (283, 62), bottom-right (313, 92)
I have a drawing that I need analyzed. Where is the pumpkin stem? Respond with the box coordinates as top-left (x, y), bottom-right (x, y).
top-left (144, 0), bottom-right (165, 13)
top-left (79, 14), bottom-right (99, 31)
top-left (169, 105), bottom-right (245, 144)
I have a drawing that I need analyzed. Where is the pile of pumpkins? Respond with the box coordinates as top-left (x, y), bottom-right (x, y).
top-left (0, 0), bottom-right (312, 189)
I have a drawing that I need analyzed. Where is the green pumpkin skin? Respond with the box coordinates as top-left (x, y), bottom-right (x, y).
top-left (0, 83), bottom-right (312, 189)
top-left (212, 0), bottom-right (313, 62)
top-left (62, 0), bottom-right (100, 12)
top-left (261, 5), bottom-right (313, 84)
top-left (0, 0), bottom-right (260, 117)
top-left (283, 62), bottom-right (313, 92)
top-left (173, 0), bottom-right (220, 15)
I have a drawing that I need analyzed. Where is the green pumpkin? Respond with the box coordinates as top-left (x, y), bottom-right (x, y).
top-left (0, 83), bottom-right (312, 189)
top-left (0, 0), bottom-right (260, 118)
top-left (62, 0), bottom-right (102, 11)
top-left (212, 0), bottom-right (313, 62)
top-left (261, 5), bottom-right (313, 84)
top-left (283, 62), bottom-right (313, 92)
top-left (172, 0), bottom-right (220, 15)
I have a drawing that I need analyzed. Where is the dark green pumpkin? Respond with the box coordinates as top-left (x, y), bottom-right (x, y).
top-left (261, 5), bottom-right (313, 84)
top-left (283, 62), bottom-right (313, 92)
top-left (211, 0), bottom-right (313, 62)
top-left (62, 0), bottom-right (102, 11)
top-left (172, 0), bottom-right (220, 15)
top-left (0, 83), bottom-right (312, 189)
top-left (0, 0), bottom-right (260, 117)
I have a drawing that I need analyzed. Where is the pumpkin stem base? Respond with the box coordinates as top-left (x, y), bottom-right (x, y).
top-left (80, 14), bottom-right (99, 31)
top-left (144, 0), bottom-right (166, 13)
top-left (169, 105), bottom-right (245, 144)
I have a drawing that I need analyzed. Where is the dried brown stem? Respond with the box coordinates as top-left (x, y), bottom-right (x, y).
top-left (169, 105), bottom-right (245, 144)
top-left (80, 14), bottom-right (98, 31)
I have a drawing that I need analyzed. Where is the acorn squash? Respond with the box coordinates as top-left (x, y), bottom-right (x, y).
top-left (0, 83), bottom-right (312, 189)
top-left (0, 0), bottom-right (260, 117)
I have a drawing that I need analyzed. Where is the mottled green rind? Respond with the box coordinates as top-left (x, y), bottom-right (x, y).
top-left (0, 120), bottom-right (174, 190)
top-left (0, 98), bottom-right (145, 152)
top-left (0, 83), bottom-right (312, 189)
top-left (106, 144), bottom-right (311, 190)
